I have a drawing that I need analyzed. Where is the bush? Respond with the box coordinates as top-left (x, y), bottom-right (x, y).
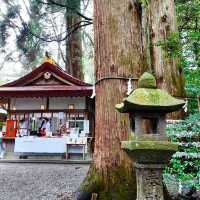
top-left (165, 113), bottom-right (200, 190)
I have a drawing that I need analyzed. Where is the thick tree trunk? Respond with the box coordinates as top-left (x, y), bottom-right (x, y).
top-left (78, 1), bottom-right (184, 199)
top-left (142, 0), bottom-right (185, 96)
top-left (93, 0), bottom-right (147, 170)
top-left (141, 0), bottom-right (185, 118)
top-left (65, 0), bottom-right (83, 79)
top-left (78, 1), bottom-right (147, 199)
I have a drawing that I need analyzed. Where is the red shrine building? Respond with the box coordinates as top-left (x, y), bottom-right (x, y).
top-left (0, 59), bottom-right (94, 160)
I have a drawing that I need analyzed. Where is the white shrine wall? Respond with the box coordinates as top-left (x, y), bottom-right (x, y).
top-left (10, 97), bottom-right (86, 110)
top-left (10, 98), bottom-right (45, 110)
top-left (49, 97), bottom-right (86, 110)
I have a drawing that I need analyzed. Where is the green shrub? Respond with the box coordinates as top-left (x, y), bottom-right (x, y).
top-left (165, 113), bottom-right (200, 189)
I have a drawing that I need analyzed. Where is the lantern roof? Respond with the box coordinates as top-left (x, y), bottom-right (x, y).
top-left (116, 72), bottom-right (185, 113)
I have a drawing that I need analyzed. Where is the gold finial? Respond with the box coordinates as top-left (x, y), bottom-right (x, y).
top-left (43, 51), bottom-right (55, 64)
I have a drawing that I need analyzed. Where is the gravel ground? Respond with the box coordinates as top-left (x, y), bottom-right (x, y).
top-left (0, 163), bottom-right (89, 200)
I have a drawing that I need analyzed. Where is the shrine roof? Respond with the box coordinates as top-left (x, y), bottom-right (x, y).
top-left (0, 85), bottom-right (92, 97)
top-left (2, 61), bottom-right (90, 87)
top-left (0, 61), bottom-right (92, 97)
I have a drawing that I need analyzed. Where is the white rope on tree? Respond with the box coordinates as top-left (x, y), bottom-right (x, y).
top-left (183, 98), bottom-right (188, 113)
top-left (90, 85), bottom-right (96, 99)
top-left (126, 78), bottom-right (133, 95)
top-left (178, 180), bottom-right (182, 194)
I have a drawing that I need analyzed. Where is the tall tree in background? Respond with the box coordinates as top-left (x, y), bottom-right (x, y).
top-left (0, 0), bottom-right (51, 70)
top-left (78, 0), bottom-right (185, 199)
top-left (0, 0), bottom-right (92, 80)
top-left (37, 0), bottom-right (92, 79)
top-left (65, 0), bottom-right (83, 79)
top-left (142, 0), bottom-right (185, 118)
top-left (142, 1), bottom-right (185, 98)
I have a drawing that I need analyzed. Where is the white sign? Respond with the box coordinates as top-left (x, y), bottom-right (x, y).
top-left (58, 112), bottom-right (65, 119)
top-left (84, 120), bottom-right (89, 133)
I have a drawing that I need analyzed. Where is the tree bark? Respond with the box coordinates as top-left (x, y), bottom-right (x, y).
top-left (78, 1), bottom-right (147, 199)
top-left (94, 0), bottom-right (147, 179)
top-left (65, 0), bottom-right (83, 79)
top-left (142, 0), bottom-right (185, 96)
top-left (78, 0), bottom-right (184, 199)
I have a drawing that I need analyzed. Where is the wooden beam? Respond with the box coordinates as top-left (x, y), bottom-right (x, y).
top-left (9, 109), bottom-right (88, 114)
top-left (47, 97), bottom-right (49, 110)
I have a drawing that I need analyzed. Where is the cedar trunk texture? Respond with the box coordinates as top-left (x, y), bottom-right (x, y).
top-left (65, 0), bottom-right (83, 79)
top-left (78, 0), bottom-right (147, 199)
top-left (78, 0), bottom-right (184, 199)
top-left (141, 0), bottom-right (185, 118)
top-left (142, 0), bottom-right (185, 97)
top-left (93, 0), bottom-right (147, 170)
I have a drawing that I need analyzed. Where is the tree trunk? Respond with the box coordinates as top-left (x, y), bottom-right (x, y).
top-left (78, 0), bottom-right (184, 199)
top-left (141, 0), bottom-right (185, 118)
top-left (78, 1), bottom-right (147, 199)
top-left (193, 17), bottom-right (200, 68)
top-left (142, 0), bottom-right (185, 97)
top-left (65, 0), bottom-right (83, 79)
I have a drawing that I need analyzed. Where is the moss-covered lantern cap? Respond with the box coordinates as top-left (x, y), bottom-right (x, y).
top-left (138, 72), bottom-right (157, 88)
top-left (116, 72), bottom-right (185, 113)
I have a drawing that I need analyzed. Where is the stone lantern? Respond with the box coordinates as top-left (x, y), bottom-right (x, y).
top-left (116, 72), bottom-right (185, 200)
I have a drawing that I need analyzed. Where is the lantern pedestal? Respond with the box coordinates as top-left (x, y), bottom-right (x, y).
top-left (135, 163), bottom-right (164, 200)
top-left (121, 140), bottom-right (178, 200)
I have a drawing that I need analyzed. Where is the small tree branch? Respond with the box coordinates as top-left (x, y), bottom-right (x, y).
top-left (27, 20), bottom-right (92, 42)
top-left (36, 0), bottom-right (93, 22)
top-left (49, 16), bottom-right (66, 64)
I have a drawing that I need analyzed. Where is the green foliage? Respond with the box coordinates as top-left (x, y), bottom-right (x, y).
top-left (138, 0), bottom-right (149, 7)
top-left (184, 66), bottom-right (200, 97)
top-left (174, 0), bottom-right (200, 112)
top-left (156, 32), bottom-right (182, 58)
top-left (181, 60), bottom-right (200, 113)
top-left (0, 121), bottom-right (4, 130)
top-left (165, 113), bottom-right (200, 189)
top-left (176, 0), bottom-right (200, 68)
top-left (156, 1), bottom-right (200, 109)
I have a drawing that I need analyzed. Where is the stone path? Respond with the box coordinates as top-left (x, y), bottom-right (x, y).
top-left (0, 163), bottom-right (89, 200)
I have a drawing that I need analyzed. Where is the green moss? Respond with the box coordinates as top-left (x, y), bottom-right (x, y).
top-left (116, 72), bottom-right (185, 113)
top-left (80, 167), bottom-right (103, 193)
top-left (128, 131), bottom-right (135, 140)
top-left (99, 192), bottom-right (112, 200)
top-left (121, 141), bottom-right (178, 164)
top-left (116, 88), bottom-right (185, 113)
top-left (121, 140), bottom-right (178, 151)
top-left (138, 0), bottom-right (149, 7)
top-left (79, 160), bottom-right (173, 200)
top-left (126, 88), bottom-right (184, 105)
top-left (138, 72), bottom-right (157, 88)
top-left (129, 133), bottom-right (168, 141)
top-left (80, 165), bottom-right (137, 200)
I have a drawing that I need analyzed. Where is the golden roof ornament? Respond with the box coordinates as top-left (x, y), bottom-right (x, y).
top-left (43, 51), bottom-right (55, 64)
